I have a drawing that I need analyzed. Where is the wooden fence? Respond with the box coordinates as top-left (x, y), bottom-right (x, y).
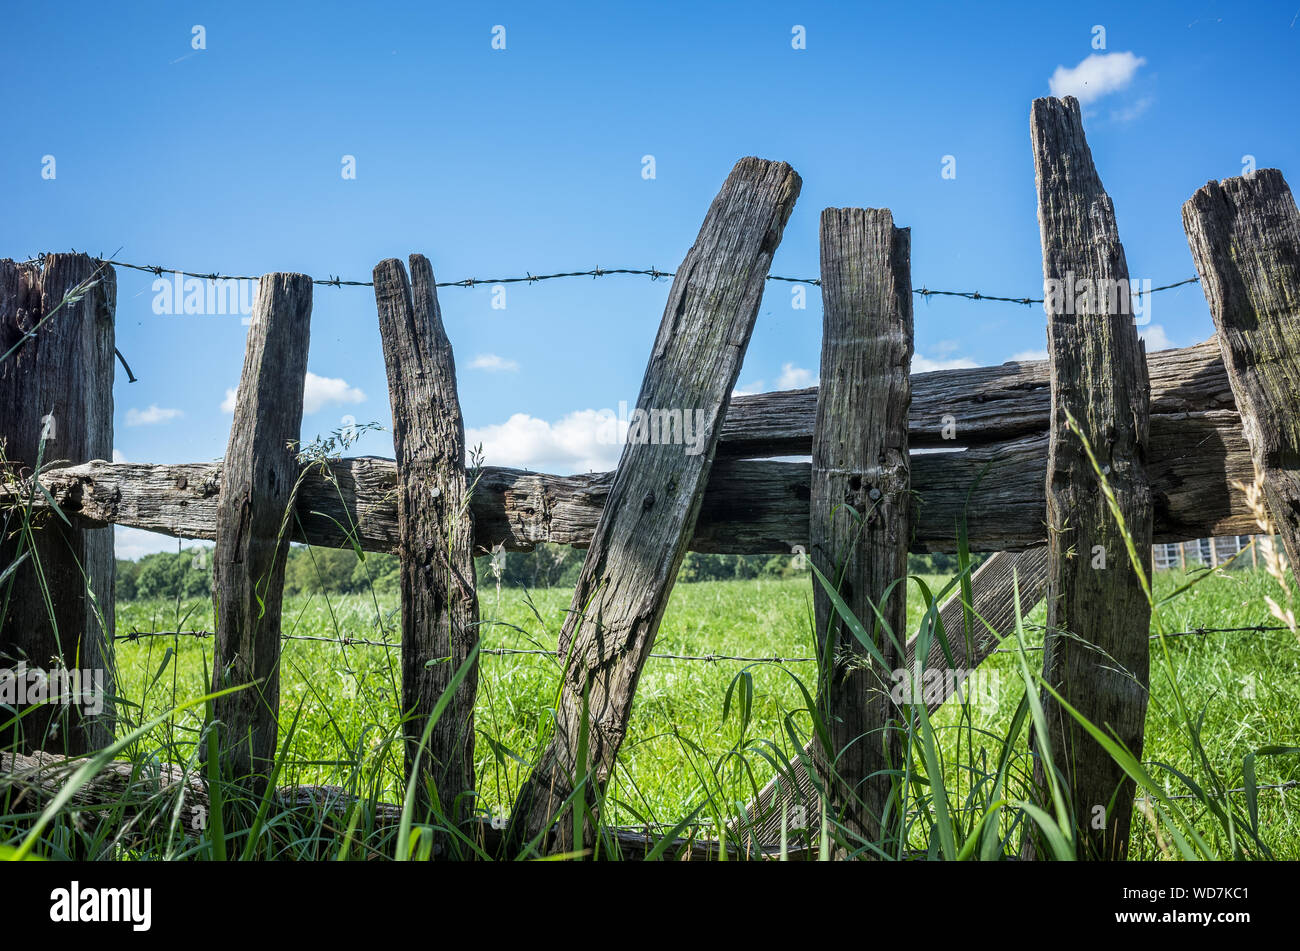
top-left (2, 95), bottom-right (1299, 859)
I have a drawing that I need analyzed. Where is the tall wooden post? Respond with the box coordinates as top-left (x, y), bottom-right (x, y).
top-left (208, 274), bottom-right (312, 785)
top-left (373, 254), bottom-right (480, 842)
top-left (1182, 169), bottom-right (1300, 587)
top-left (1027, 97), bottom-right (1152, 860)
top-left (810, 207), bottom-right (912, 856)
top-left (507, 157), bottom-right (801, 854)
top-left (0, 253), bottom-right (116, 754)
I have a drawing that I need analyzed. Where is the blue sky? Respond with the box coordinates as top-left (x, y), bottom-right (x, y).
top-left (2, 1), bottom-right (1297, 557)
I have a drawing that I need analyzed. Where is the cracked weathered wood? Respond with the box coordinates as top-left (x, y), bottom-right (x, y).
top-left (1182, 168), bottom-right (1300, 585)
top-left (373, 255), bottom-right (479, 835)
top-left (0, 253), bottom-right (116, 755)
top-left (720, 337), bottom-right (1229, 456)
top-left (13, 401), bottom-right (1256, 558)
top-left (208, 273), bottom-right (312, 784)
top-left (741, 546), bottom-right (1050, 848)
top-left (810, 208), bottom-right (911, 855)
top-left (1027, 96), bottom-right (1151, 861)
top-left (507, 157), bottom-right (801, 853)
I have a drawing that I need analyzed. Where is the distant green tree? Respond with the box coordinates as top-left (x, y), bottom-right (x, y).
top-left (133, 549), bottom-right (211, 600)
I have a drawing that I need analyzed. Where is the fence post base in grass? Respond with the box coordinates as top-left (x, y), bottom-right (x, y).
top-left (0, 253), bottom-right (117, 756)
top-left (1026, 96), bottom-right (1152, 861)
top-left (373, 254), bottom-right (480, 849)
top-left (810, 207), bottom-right (913, 857)
top-left (1182, 169), bottom-right (1300, 587)
top-left (207, 273), bottom-right (312, 788)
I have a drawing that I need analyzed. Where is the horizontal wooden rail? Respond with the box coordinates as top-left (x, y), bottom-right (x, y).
top-left (721, 338), bottom-right (1230, 455)
top-left (19, 406), bottom-right (1252, 556)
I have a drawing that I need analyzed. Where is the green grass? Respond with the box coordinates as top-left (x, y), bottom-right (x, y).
top-left (103, 563), bottom-right (1300, 858)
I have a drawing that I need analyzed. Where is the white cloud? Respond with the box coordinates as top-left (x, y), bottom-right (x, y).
top-left (912, 354), bottom-right (979, 373)
top-left (1008, 349), bottom-right (1048, 362)
top-left (1048, 52), bottom-right (1146, 105)
top-left (125, 405), bottom-right (182, 426)
top-left (1139, 324), bottom-right (1174, 351)
top-left (114, 526), bottom-right (211, 561)
top-left (733, 381), bottom-right (765, 397)
top-left (221, 372), bottom-right (366, 415)
top-left (303, 372), bottom-right (365, 415)
top-left (1111, 96), bottom-right (1153, 123)
top-left (470, 353), bottom-right (519, 372)
top-left (776, 363), bottom-right (816, 390)
top-left (112, 449), bottom-right (128, 463)
top-left (466, 410), bottom-right (625, 473)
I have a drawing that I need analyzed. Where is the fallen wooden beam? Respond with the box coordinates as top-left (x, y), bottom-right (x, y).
top-left (0, 750), bottom-right (774, 861)
top-left (16, 404), bottom-right (1255, 558)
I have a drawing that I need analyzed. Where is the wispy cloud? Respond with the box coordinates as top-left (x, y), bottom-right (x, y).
top-left (470, 353), bottom-right (520, 372)
top-left (1008, 349), bottom-right (1048, 362)
top-left (1048, 52), bottom-right (1146, 105)
top-left (303, 372), bottom-right (365, 414)
top-left (221, 372), bottom-right (366, 415)
top-left (1139, 324), bottom-right (1174, 351)
top-left (125, 405), bottom-right (183, 426)
top-left (912, 354), bottom-right (979, 373)
top-left (777, 363), bottom-right (816, 389)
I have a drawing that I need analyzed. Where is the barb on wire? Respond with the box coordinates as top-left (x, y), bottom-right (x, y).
top-left (17, 252), bottom-right (1201, 307)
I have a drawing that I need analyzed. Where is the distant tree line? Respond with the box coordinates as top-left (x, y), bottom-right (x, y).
top-left (115, 544), bottom-right (975, 601)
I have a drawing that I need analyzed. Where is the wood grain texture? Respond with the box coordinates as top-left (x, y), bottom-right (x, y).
top-left (373, 255), bottom-right (479, 834)
top-left (720, 338), bottom-right (1230, 457)
top-left (209, 273), bottom-right (312, 783)
top-left (507, 157), bottom-right (802, 853)
top-left (740, 547), bottom-right (1050, 848)
top-left (0, 254), bottom-right (116, 755)
top-left (17, 403), bottom-right (1256, 558)
top-left (810, 208), bottom-right (911, 854)
top-left (1182, 168), bottom-right (1300, 581)
top-left (1028, 96), bottom-right (1152, 861)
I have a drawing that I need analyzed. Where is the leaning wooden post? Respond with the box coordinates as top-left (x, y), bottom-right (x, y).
top-left (1027, 96), bottom-right (1152, 860)
top-left (0, 253), bottom-right (117, 755)
top-left (810, 208), bottom-right (912, 855)
top-left (208, 274), bottom-right (312, 785)
top-left (373, 255), bottom-right (480, 838)
top-left (507, 157), bottom-right (801, 853)
top-left (1182, 168), bottom-right (1300, 585)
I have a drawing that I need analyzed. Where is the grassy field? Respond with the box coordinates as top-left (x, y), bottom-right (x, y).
top-left (108, 561), bottom-right (1300, 859)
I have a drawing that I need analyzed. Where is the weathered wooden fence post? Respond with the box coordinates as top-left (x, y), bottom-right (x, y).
top-left (0, 253), bottom-right (117, 755)
top-left (373, 254), bottom-right (480, 841)
top-left (811, 207), bottom-right (912, 856)
top-left (208, 274), bottom-right (312, 785)
top-left (1027, 96), bottom-right (1152, 860)
top-left (1182, 168), bottom-right (1300, 584)
top-left (507, 157), bottom-right (801, 853)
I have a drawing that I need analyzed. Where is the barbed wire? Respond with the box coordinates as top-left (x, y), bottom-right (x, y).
top-left (19, 252), bottom-right (1201, 306)
top-left (116, 620), bottom-right (1288, 663)
top-left (114, 629), bottom-right (814, 663)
